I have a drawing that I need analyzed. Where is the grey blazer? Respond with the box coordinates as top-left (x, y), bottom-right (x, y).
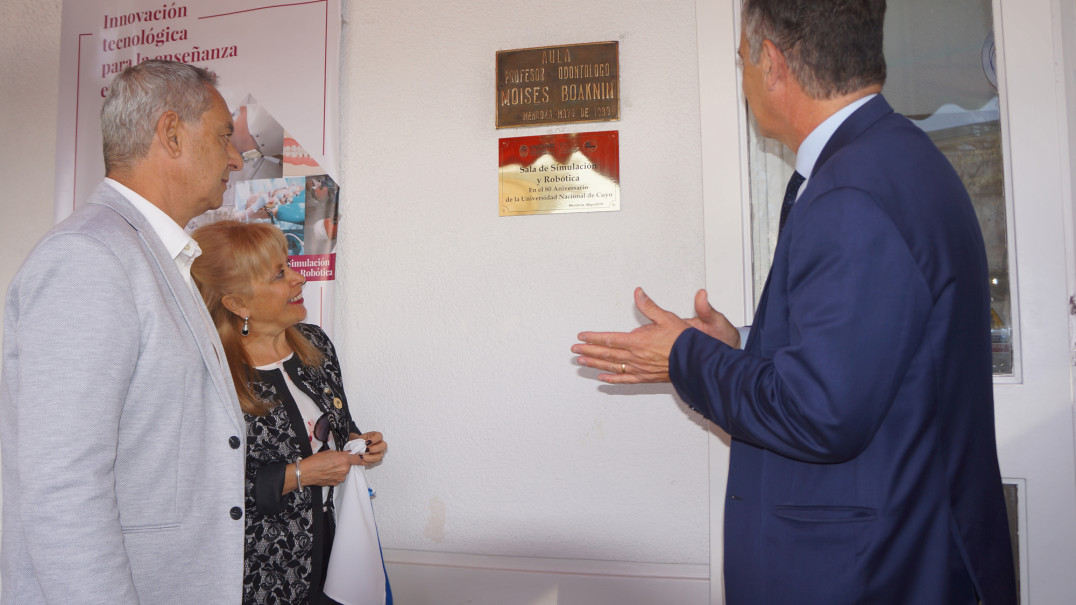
top-left (1, 182), bottom-right (246, 603)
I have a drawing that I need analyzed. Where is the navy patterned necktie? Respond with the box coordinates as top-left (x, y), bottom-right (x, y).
top-left (778, 171), bottom-right (806, 234)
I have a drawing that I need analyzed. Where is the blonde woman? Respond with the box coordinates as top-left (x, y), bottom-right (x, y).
top-left (192, 220), bottom-right (388, 604)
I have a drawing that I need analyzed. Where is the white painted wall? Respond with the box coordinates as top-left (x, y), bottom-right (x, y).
top-left (336, 0), bottom-right (711, 565)
top-left (0, 2), bottom-right (61, 334)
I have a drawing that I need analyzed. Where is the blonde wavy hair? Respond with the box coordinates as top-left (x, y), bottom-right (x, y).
top-left (191, 220), bottom-right (323, 415)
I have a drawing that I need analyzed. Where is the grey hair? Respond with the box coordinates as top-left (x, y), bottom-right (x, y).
top-left (742, 0), bottom-right (886, 100)
top-left (101, 60), bottom-right (218, 173)
top-left (742, 1), bottom-right (774, 65)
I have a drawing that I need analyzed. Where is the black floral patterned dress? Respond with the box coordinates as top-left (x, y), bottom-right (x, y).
top-left (242, 323), bottom-right (360, 605)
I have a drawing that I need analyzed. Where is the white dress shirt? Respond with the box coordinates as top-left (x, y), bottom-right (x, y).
top-left (104, 178), bottom-right (202, 287)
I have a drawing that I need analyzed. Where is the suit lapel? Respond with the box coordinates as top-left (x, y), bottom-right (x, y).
top-left (87, 184), bottom-right (245, 431)
top-left (744, 270), bottom-right (771, 354)
top-left (748, 96), bottom-right (895, 354)
top-left (812, 95), bottom-right (893, 178)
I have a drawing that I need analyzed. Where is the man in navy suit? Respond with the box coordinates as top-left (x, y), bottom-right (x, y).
top-left (572, 1), bottom-right (1017, 603)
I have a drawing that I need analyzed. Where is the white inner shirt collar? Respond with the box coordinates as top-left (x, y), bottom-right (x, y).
top-left (104, 178), bottom-right (197, 263)
top-left (794, 93), bottom-right (877, 187)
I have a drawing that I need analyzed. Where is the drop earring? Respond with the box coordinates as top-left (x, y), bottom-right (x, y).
top-left (242, 316), bottom-right (249, 336)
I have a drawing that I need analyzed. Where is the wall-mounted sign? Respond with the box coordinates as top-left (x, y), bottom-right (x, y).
top-left (499, 131), bottom-right (620, 216)
top-left (496, 42), bottom-right (619, 128)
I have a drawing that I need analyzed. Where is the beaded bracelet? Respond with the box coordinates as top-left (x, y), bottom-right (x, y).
top-left (295, 458), bottom-right (303, 490)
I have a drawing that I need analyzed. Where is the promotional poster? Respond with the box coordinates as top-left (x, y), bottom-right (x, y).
top-left (55, 0), bottom-right (342, 329)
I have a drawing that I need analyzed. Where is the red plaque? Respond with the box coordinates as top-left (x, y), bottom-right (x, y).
top-left (499, 131), bottom-right (620, 216)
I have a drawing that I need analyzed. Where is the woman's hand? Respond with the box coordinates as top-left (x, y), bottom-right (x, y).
top-left (354, 431), bottom-right (387, 465)
top-left (282, 433), bottom-right (388, 493)
top-left (299, 450), bottom-right (363, 487)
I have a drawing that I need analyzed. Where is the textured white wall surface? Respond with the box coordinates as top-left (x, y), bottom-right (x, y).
top-left (336, 0), bottom-right (711, 564)
top-left (0, 1), bottom-right (62, 335)
top-left (0, 0), bottom-right (711, 571)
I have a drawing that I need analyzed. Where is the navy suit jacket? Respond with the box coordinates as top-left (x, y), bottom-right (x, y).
top-left (670, 96), bottom-right (1016, 604)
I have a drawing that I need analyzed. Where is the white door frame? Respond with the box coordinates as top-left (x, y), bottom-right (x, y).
top-left (695, 1), bottom-right (744, 603)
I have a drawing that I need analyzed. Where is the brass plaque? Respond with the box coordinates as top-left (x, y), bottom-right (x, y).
top-left (499, 130), bottom-right (620, 216)
top-left (496, 42), bottom-right (619, 128)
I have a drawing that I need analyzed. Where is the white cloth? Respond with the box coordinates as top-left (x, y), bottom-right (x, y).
top-left (324, 439), bottom-right (387, 605)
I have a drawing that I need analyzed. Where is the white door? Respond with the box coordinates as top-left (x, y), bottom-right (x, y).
top-left (985, 0), bottom-right (1076, 601)
top-left (696, 0), bottom-right (1076, 602)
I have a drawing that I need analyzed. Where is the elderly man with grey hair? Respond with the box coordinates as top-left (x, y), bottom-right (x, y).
top-left (1, 60), bottom-right (246, 603)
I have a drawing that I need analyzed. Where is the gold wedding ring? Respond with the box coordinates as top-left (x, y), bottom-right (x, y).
top-left (620, 363), bottom-right (627, 374)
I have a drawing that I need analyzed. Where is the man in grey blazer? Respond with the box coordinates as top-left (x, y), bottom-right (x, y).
top-left (1, 61), bottom-right (247, 603)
